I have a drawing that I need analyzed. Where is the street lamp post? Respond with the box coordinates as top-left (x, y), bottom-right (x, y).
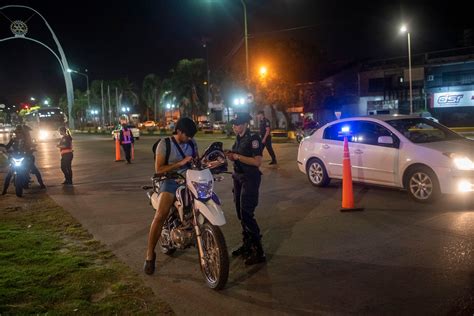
top-left (67, 68), bottom-right (90, 111)
top-left (400, 25), bottom-right (413, 114)
top-left (203, 42), bottom-right (211, 114)
top-left (241, 0), bottom-right (249, 86)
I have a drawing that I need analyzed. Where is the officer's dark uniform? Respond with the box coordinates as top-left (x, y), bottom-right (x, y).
top-left (58, 130), bottom-right (73, 184)
top-left (119, 125), bottom-right (134, 163)
top-left (230, 113), bottom-right (266, 265)
top-left (259, 116), bottom-right (277, 164)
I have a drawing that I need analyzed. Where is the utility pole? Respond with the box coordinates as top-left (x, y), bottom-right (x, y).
top-left (107, 85), bottom-right (111, 124)
top-left (115, 87), bottom-right (119, 122)
top-left (101, 81), bottom-right (105, 126)
top-left (154, 88), bottom-right (157, 122)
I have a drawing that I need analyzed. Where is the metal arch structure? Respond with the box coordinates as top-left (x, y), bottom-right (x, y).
top-left (0, 5), bottom-right (75, 128)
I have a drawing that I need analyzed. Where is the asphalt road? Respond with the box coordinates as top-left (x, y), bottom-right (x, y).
top-left (8, 133), bottom-right (474, 315)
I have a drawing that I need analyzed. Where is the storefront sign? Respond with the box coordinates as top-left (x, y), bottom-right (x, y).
top-left (433, 91), bottom-right (474, 108)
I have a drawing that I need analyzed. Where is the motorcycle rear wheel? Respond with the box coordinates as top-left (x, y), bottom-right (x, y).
top-left (199, 222), bottom-right (229, 290)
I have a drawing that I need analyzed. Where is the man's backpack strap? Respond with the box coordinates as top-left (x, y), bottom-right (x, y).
top-left (188, 139), bottom-right (196, 158)
top-left (164, 137), bottom-right (171, 165)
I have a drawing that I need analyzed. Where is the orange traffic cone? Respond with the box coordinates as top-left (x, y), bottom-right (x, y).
top-left (131, 143), bottom-right (135, 161)
top-left (115, 134), bottom-right (122, 162)
top-left (340, 136), bottom-right (364, 212)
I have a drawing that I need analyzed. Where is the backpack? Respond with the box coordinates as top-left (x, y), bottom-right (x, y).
top-left (152, 137), bottom-right (196, 165)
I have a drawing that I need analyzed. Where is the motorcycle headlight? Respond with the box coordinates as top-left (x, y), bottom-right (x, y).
top-left (12, 157), bottom-right (24, 167)
top-left (444, 153), bottom-right (474, 170)
top-left (191, 180), bottom-right (213, 200)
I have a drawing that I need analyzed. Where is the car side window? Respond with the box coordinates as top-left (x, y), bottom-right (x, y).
top-left (324, 122), bottom-right (348, 141)
top-left (351, 121), bottom-right (398, 148)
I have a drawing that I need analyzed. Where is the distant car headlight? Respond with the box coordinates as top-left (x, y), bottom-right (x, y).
top-left (39, 130), bottom-right (49, 140)
top-left (444, 153), bottom-right (474, 170)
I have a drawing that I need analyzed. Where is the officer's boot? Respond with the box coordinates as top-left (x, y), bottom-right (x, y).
top-left (232, 234), bottom-right (252, 258)
top-left (244, 240), bottom-right (266, 265)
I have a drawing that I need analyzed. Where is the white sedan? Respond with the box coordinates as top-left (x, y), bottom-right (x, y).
top-left (297, 115), bottom-right (474, 203)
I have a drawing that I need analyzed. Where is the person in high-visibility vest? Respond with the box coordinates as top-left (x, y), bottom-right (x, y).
top-left (57, 126), bottom-right (73, 185)
top-left (119, 121), bottom-right (134, 164)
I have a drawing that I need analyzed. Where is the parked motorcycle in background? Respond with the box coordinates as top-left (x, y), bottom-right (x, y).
top-left (143, 141), bottom-right (230, 290)
top-left (296, 127), bottom-right (319, 143)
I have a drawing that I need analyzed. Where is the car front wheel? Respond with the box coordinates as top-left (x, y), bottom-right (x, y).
top-left (406, 166), bottom-right (440, 203)
top-left (306, 158), bottom-right (330, 187)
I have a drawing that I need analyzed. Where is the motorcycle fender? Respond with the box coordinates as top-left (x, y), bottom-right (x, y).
top-left (194, 199), bottom-right (226, 226)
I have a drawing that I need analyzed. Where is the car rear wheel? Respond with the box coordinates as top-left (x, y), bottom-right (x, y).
top-left (306, 158), bottom-right (330, 187)
top-left (405, 166), bottom-right (440, 203)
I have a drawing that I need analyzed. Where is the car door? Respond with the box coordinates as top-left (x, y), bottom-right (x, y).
top-left (320, 121), bottom-right (357, 178)
top-left (349, 121), bottom-right (400, 186)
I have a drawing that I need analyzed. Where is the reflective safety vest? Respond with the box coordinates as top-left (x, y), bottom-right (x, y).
top-left (121, 129), bottom-right (132, 144)
top-left (60, 147), bottom-right (73, 155)
top-left (59, 136), bottom-right (73, 155)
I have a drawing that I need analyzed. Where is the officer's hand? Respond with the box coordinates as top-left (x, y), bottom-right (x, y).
top-left (179, 156), bottom-right (193, 166)
top-left (225, 151), bottom-right (235, 161)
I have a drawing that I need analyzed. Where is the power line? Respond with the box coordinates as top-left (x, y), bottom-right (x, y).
top-left (248, 24), bottom-right (319, 38)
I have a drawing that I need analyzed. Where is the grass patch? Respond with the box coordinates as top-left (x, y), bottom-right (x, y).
top-left (0, 194), bottom-right (173, 315)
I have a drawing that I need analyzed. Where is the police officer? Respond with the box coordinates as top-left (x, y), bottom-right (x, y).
top-left (257, 110), bottom-right (277, 165)
top-left (226, 113), bottom-right (266, 265)
top-left (57, 126), bottom-right (73, 185)
top-left (119, 118), bottom-right (134, 164)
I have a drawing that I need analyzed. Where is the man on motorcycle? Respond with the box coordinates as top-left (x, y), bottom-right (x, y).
top-left (144, 117), bottom-right (198, 275)
top-left (1, 125), bottom-right (46, 195)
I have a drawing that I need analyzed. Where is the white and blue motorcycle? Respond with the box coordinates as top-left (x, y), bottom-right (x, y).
top-left (143, 142), bottom-right (229, 290)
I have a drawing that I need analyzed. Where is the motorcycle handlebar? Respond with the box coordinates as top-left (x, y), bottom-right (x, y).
top-left (152, 172), bottom-right (185, 181)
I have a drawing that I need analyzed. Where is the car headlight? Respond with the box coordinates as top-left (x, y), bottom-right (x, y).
top-left (12, 157), bottom-right (24, 167)
top-left (39, 130), bottom-right (49, 140)
top-left (191, 180), bottom-right (213, 200)
top-left (444, 153), bottom-right (474, 170)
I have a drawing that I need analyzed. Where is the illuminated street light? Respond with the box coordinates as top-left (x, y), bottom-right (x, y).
top-left (400, 24), bottom-right (413, 114)
top-left (30, 97), bottom-right (36, 101)
top-left (259, 66), bottom-right (268, 77)
top-left (68, 68), bottom-right (90, 112)
top-left (43, 100), bottom-right (49, 105)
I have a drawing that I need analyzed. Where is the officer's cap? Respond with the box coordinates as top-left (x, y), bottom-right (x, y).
top-left (231, 112), bottom-right (252, 125)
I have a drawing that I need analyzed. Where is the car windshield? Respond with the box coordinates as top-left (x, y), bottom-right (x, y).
top-left (386, 118), bottom-right (463, 143)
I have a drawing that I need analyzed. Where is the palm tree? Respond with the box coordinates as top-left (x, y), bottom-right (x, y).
top-left (171, 59), bottom-right (207, 120)
top-left (141, 74), bottom-right (161, 121)
top-left (116, 78), bottom-right (139, 111)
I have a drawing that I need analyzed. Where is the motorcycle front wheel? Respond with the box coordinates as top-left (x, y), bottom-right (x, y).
top-left (14, 174), bottom-right (23, 197)
top-left (199, 222), bottom-right (229, 290)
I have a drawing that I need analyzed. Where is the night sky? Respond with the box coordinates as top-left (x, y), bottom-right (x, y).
top-left (0, 0), bottom-right (472, 105)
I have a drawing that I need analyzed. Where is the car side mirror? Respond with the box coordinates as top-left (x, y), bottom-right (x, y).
top-left (378, 136), bottom-right (394, 145)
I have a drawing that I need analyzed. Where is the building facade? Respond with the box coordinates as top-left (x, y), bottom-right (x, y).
top-left (309, 47), bottom-right (474, 127)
